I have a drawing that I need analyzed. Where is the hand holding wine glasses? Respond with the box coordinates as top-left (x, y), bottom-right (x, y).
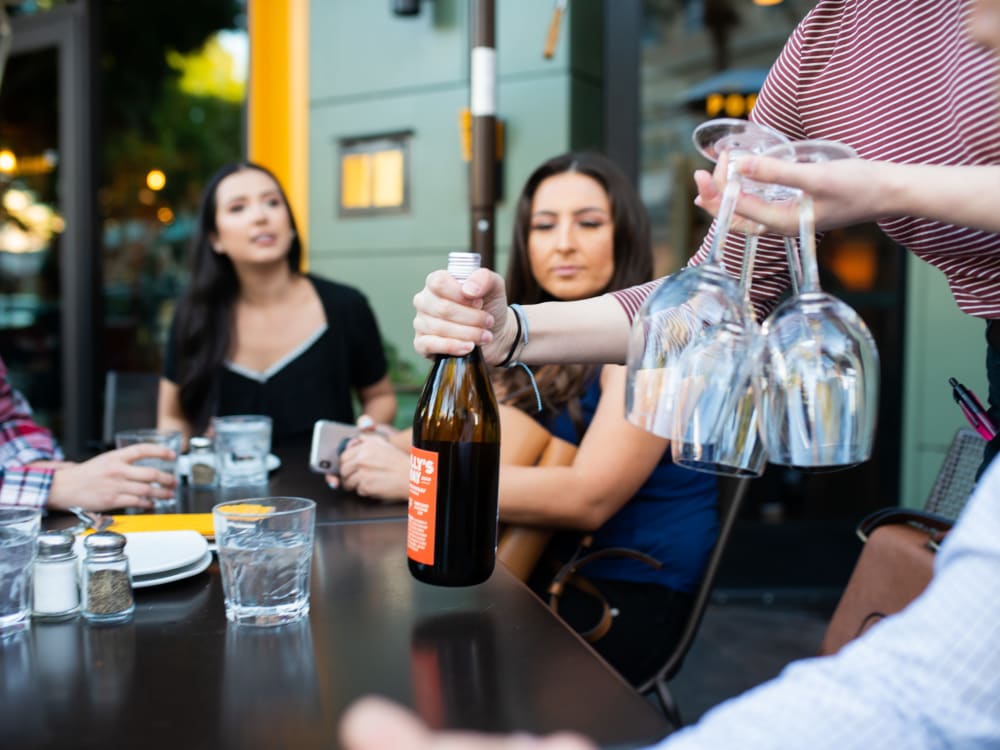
top-left (755, 139), bottom-right (880, 470)
top-left (628, 118), bottom-right (880, 476)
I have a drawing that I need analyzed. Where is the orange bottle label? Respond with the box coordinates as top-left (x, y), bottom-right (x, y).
top-left (407, 446), bottom-right (438, 565)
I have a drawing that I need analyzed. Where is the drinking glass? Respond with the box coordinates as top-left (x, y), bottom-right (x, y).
top-left (213, 415), bottom-right (273, 487)
top-left (114, 428), bottom-right (181, 510)
top-left (0, 507), bottom-right (41, 636)
top-left (213, 496), bottom-right (316, 626)
top-left (625, 119), bottom-right (788, 438)
top-left (756, 140), bottom-right (880, 470)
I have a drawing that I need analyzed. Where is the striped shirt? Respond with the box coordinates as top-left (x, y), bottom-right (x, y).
top-left (0, 356), bottom-right (61, 507)
top-left (613, 0), bottom-right (1000, 322)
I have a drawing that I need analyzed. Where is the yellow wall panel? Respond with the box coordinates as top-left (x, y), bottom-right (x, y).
top-left (248, 0), bottom-right (309, 262)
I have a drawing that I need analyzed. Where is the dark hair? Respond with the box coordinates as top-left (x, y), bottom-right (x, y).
top-left (171, 162), bottom-right (303, 432)
top-left (497, 151), bottom-right (653, 415)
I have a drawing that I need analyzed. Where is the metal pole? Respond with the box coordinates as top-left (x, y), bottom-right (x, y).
top-left (603, 0), bottom-right (640, 186)
top-left (469, 0), bottom-right (496, 269)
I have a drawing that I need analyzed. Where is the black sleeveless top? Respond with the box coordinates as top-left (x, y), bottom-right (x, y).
top-left (164, 275), bottom-right (388, 448)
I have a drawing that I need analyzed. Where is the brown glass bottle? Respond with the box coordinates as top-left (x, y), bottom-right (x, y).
top-left (407, 253), bottom-right (501, 587)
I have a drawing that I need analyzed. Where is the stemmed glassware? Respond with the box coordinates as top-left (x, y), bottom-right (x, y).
top-left (669, 234), bottom-right (767, 476)
top-left (756, 140), bottom-right (880, 470)
top-left (624, 118), bottom-right (788, 439)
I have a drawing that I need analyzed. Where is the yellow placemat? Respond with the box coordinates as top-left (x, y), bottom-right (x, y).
top-left (214, 503), bottom-right (276, 516)
top-left (105, 513), bottom-right (216, 538)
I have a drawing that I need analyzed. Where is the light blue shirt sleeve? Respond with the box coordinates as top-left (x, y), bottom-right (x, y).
top-left (653, 458), bottom-right (1000, 750)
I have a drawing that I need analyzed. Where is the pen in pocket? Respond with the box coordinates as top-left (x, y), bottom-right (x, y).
top-left (949, 377), bottom-right (997, 441)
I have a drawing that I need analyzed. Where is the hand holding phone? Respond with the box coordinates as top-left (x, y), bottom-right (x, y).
top-left (309, 420), bottom-right (360, 474)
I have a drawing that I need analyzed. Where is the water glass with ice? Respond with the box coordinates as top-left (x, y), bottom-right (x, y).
top-left (0, 507), bottom-right (41, 636)
top-left (213, 496), bottom-right (315, 627)
top-left (114, 428), bottom-right (181, 509)
top-left (213, 415), bottom-right (273, 487)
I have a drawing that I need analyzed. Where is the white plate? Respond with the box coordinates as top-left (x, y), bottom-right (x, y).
top-left (123, 530), bottom-right (209, 576)
top-left (133, 549), bottom-right (213, 589)
top-left (176, 453), bottom-right (281, 477)
top-left (72, 530), bottom-right (210, 579)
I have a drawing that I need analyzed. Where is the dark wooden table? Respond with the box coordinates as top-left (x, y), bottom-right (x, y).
top-left (6, 520), bottom-right (669, 749)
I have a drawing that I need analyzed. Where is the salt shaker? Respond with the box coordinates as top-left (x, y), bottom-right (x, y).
top-left (33, 530), bottom-right (80, 621)
top-left (81, 531), bottom-right (134, 624)
top-left (188, 435), bottom-right (218, 488)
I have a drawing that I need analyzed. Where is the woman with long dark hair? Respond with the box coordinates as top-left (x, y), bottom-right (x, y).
top-left (157, 162), bottom-right (396, 452)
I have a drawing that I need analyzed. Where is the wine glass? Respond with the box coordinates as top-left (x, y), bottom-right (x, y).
top-left (756, 139), bottom-right (880, 470)
top-left (624, 119), bottom-right (787, 439)
top-left (669, 232), bottom-right (767, 477)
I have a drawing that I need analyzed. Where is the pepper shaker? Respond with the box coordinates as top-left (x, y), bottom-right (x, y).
top-left (188, 435), bottom-right (218, 488)
top-left (81, 531), bottom-right (134, 624)
top-left (33, 530), bottom-right (80, 621)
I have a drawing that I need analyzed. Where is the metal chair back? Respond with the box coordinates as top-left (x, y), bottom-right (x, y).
top-left (637, 475), bottom-right (751, 728)
top-left (101, 370), bottom-right (161, 448)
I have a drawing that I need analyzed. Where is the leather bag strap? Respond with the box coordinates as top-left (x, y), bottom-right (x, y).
top-left (856, 507), bottom-right (953, 544)
top-left (547, 535), bottom-right (663, 643)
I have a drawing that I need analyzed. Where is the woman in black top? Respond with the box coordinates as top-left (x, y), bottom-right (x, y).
top-left (157, 162), bottom-right (396, 451)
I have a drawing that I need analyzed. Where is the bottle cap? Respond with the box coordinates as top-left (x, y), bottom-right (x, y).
top-left (189, 436), bottom-right (213, 451)
top-left (84, 531), bottom-right (127, 557)
top-left (447, 252), bottom-right (481, 282)
top-left (37, 530), bottom-right (75, 559)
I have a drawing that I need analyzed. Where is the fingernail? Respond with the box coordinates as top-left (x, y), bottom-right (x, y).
top-left (462, 281), bottom-right (482, 296)
top-left (459, 341), bottom-right (475, 354)
top-left (481, 330), bottom-right (493, 344)
top-left (327, 476), bottom-right (339, 489)
top-left (484, 314), bottom-right (494, 328)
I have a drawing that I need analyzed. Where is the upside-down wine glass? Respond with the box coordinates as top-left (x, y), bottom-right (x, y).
top-left (664, 119), bottom-right (808, 474)
top-left (669, 228), bottom-right (768, 476)
top-left (756, 139), bottom-right (880, 470)
top-left (624, 118), bottom-right (787, 440)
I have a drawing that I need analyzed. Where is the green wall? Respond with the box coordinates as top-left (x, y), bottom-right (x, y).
top-left (900, 254), bottom-right (988, 507)
top-left (307, 0), bottom-right (603, 423)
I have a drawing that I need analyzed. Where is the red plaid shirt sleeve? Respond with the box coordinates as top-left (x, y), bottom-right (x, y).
top-left (0, 358), bottom-right (62, 508)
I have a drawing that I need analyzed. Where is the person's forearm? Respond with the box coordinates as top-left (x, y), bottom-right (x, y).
top-left (886, 163), bottom-right (1000, 233)
top-left (499, 465), bottom-right (620, 530)
top-left (519, 296), bottom-right (631, 366)
top-left (361, 392), bottom-right (397, 425)
top-left (156, 379), bottom-right (192, 443)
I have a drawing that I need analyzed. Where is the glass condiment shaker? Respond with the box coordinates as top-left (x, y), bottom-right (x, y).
top-left (81, 531), bottom-right (134, 624)
top-left (188, 435), bottom-right (218, 488)
top-left (33, 530), bottom-right (80, 621)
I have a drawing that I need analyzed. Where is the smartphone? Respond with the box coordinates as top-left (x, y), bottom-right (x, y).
top-left (309, 419), bottom-right (358, 474)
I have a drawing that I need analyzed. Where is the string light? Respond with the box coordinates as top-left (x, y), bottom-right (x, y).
top-left (146, 169), bottom-right (166, 191)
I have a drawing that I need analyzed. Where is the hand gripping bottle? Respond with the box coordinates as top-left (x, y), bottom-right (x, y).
top-left (407, 252), bottom-right (501, 586)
